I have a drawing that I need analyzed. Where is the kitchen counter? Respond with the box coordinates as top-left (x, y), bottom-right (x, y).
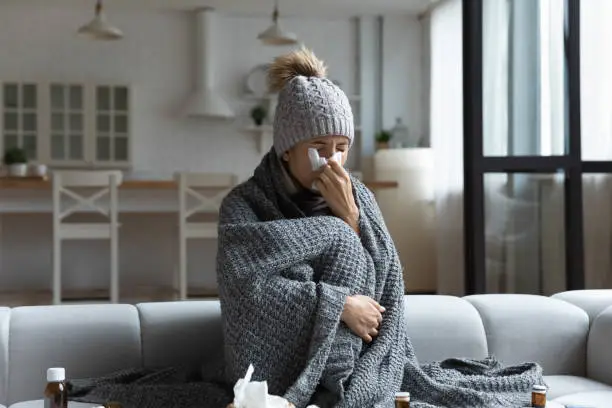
top-left (0, 177), bottom-right (398, 213)
top-left (0, 178), bottom-right (398, 190)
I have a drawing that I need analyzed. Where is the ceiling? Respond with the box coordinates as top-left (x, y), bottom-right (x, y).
top-left (8, 0), bottom-right (439, 17)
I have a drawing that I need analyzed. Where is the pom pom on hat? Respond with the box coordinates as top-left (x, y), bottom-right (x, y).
top-left (268, 48), bottom-right (328, 93)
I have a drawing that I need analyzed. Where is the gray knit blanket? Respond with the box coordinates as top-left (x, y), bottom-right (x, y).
top-left (68, 150), bottom-right (544, 408)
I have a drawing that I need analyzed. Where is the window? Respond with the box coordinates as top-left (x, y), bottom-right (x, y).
top-left (96, 86), bottom-right (129, 163)
top-left (2, 83), bottom-right (38, 160)
top-left (50, 84), bottom-right (85, 161)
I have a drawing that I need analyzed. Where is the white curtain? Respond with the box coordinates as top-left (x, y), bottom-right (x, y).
top-left (481, 0), bottom-right (511, 293)
top-left (430, 0), bottom-right (464, 295)
top-left (580, 0), bottom-right (612, 289)
top-left (430, 0), bottom-right (513, 295)
top-left (539, 0), bottom-right (565, 156)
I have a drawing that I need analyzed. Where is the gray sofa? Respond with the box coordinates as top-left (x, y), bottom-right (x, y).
top-left (1, 290), bottom-right (612, 408)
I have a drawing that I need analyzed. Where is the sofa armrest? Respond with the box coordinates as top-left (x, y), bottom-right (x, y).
top-left (588, 305), bottom-right (612, 385)
top-left (0, 308), bottom-right (9, 407)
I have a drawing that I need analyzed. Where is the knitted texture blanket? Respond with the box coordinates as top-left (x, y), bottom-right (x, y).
top-left (68, 150), bottom-right (544, 408)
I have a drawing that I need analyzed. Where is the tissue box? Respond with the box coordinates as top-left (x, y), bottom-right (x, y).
top-left (230, 364), bottom-right (298, 408)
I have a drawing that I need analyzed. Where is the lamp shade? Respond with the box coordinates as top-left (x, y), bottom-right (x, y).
top-left (77, 0), bottom-right (123, 41)
top-left (257, 1), bottom-right (297, 46)
top-left (257, 23), bottom-right (298, 45)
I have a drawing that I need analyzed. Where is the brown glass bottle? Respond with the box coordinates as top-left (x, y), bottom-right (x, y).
top-left (531, 384), bottom-right (547, 408)
top-left (44, 367), bottom-right (67, 408)
top-left (395, 392), bottom-right (410, 408)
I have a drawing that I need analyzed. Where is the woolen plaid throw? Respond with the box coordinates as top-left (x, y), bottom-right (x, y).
top-left (68, 149), bottom-right (544, 408)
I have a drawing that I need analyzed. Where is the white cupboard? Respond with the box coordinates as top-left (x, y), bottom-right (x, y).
top-left (1, 82), bottom-right (132, 168)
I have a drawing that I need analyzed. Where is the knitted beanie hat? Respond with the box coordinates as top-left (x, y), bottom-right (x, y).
top-left (268, 48), bottom-right (354, 156)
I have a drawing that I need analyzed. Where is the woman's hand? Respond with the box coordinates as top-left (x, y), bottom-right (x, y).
top-left (316, 160), bottom-right (360, 233)
top-left (341, 295), bottom-right (385, 343)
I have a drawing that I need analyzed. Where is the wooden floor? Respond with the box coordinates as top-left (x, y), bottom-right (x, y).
top-left (0, 286), bottom-right (219, 307)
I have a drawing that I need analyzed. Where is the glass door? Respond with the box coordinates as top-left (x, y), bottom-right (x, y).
top-left (463, 0), bottom-right (589, 294)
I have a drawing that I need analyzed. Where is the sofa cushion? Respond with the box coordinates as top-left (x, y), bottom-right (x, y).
top-left (588, 305), bottom-right (612, 386)
top-left (7, 304), bottom-right (141, 405)
top-left (0, 308), bottom-right (9, 408)
top-left (544, 375), bottom-right (612, 399)
top-left (554, 390), bottom-right (612, 407)
top-left (465, 294), bottom-right (589, 376)
top-left (553, 289), bottom-right (612, 323)
top-left (403, 295), bottom-right (488, 363)
top-left (137, 300), bottom-right (223, 368)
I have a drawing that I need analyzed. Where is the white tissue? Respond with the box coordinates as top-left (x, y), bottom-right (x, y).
top-left (308, 148), bottom-right (342, 172)
top-left (308, 148), bottom-right (343, 190)
top-left (232, 365), bottom-right (319, 408)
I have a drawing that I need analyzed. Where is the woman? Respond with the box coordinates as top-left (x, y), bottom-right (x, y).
top-left (216, 48), bottom-right (544, 408)
top-left (68, 49), bottom-right (543, 408)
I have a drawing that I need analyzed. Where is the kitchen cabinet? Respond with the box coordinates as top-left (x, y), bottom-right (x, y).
top-left (1, 82), bottom-right (132, 168)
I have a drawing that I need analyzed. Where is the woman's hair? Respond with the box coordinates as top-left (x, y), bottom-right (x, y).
top-left (268, 48), bottom-right (328, 93)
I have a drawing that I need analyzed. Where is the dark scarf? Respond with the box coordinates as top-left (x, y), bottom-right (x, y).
top-left (280, 158), bottom-right (332, 217)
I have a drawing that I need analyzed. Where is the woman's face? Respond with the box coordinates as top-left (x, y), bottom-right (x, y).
top-left (282, 135), bottom-right (350, 190)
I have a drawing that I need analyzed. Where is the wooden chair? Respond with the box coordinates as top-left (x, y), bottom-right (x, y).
top-left (175, 172), bottom-right (237, 300)
top-left (52, 170), bottom-right (122, 304)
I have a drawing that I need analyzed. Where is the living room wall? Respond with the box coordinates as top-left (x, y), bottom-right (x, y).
top-left (0, 2), bottom-right (427, 294)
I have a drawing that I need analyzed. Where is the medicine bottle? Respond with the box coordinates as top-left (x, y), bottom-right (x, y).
top-left (395, 391), bottom-right (410, 408)
top-left (531, 384), bottom-right (547, 408)
top-left (44, 367), bottom-right (67, 408)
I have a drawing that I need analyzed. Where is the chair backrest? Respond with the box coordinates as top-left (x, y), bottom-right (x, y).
top-left (52, 170), bottom-right (123, 222)
top-left (175, 172), bottom-right (237, 220)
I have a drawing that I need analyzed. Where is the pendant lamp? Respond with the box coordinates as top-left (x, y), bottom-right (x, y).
top-left (77, 0), bottom-right (124, 41)
top-left (257, 0), bottom-right (298, 46)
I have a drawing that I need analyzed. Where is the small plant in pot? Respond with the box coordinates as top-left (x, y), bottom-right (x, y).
top-left (375, 130), bottom-right (392, 150)
top-left (3, 146), bottom-right (28, 177)
top-left (250, 105), bottom-right (267, 127)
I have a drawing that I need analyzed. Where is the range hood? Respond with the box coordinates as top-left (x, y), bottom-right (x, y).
top-left (183, 8), bottom-right (234, 119)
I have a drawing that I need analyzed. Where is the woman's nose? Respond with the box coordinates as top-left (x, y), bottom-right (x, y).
top-left (320, 147), bottom-right (335, 159)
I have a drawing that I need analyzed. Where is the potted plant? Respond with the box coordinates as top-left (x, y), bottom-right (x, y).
top-left (3, 146), bottom-right (28, 177)
top-left (250, 105), bottom-right (267, 127)
top-left (375, 130), bottom-right (392, 150)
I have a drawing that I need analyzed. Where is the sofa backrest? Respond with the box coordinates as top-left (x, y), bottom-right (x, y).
top-left (137, 300), bottom-right (223, 368)
top-left (0, 293), bottom-right (595, 405)
top-left (465, 294), bottom-right (589, 376)
top-left (0, 307), bottom-right (9, 407)
top-left (403, 295), bottom-right (488, 363)
top-left (6, 304), bottom-right (142, 406)
top-left (135, 296), bottom-right (489, 371)
top-left (552, 290), bottom-right (612, 324)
